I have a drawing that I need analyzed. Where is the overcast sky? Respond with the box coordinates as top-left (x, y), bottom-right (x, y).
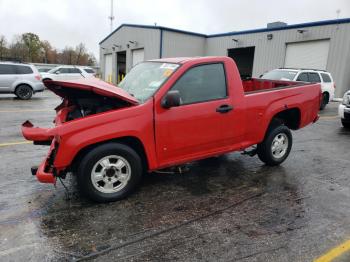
top-left (0, 0), bottom-right (349, 62)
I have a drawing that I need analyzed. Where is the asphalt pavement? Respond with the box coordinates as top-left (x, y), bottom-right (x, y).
top-left (0, 91), bottom-right (349, 262)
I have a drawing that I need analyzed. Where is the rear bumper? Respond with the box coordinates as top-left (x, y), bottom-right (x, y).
top-left (32, 82), bottom-right (45, 92)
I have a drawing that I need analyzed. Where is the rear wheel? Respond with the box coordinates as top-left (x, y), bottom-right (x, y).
top-left (319, 93), bottom-right (329, 110)
top-left (341, 119), bottom-right (350, 129)
top-left (257, 124), bottom-right (292, 166)
top-left (15, 85), bottom-right (33, 100)
top-left (77, 143), bottom-right (143, 202)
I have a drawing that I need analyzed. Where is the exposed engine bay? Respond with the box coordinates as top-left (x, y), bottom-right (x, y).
top-left (53, 87), bottom-right (132, 122)
top-left (65, 96), bottom-right (128, 121)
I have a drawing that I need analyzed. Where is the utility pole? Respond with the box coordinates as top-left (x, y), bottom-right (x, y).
top-left (109, 0), bottom-right (115, 32)
top-left (336, 9), bottom-right (341, 20)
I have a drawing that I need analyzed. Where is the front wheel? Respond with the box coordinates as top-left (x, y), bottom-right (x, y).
top-left (257, 125), bottom-right (292, 166)
top-left (77, 143), bottom-right (143, 202)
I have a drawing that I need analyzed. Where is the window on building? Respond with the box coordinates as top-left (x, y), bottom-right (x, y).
top-left (171, 63), bottom-right (227, 105)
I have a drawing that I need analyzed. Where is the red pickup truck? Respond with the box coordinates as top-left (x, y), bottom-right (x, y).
top-left (22, 57), bottom-right (321, 202)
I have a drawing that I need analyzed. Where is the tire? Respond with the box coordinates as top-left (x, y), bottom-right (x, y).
top-left (342, 119), bottom-right (350, 129)
top-left (257, 124), bottom-right (292, 166)
top-left (15, 85), bottom-right (33, 100)
top-left (77, 143), bottom-right (143, 202)
top-left (319, 93), bottom-right (329, 110)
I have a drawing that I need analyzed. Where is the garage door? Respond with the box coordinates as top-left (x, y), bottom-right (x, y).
top-left (104, 54), bottom-right (112, 82)
top-left (132, 49), bottom-right (144, 67)
top-left (284, 40), bottom-right (330, 70)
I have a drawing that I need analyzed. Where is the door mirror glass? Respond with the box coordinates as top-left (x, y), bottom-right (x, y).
top-left (162, 90), bottom-right (181, 109)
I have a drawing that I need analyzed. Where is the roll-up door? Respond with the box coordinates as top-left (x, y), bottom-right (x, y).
top-left (284, 40), bottom-right (330, 70)
top-left (104, 54), bottom-right (113, 82)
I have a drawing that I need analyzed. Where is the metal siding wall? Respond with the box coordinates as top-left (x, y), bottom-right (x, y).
top-left (100, 23), bottom-right (350, 96)
top-left (162, 31), bottom-right (205, 58)
top-left (206, 23), bottom-right (350, 97)
top-left (100, 27), bottom-right (160, 84)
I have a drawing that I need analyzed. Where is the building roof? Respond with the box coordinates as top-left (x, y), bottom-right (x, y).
top-left (99, 17), bottom-right (350, 45)
top-left (99, 24), bottom-right (206, 44)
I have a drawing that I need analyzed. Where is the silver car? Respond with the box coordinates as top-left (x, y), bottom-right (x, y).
top-left (0, 62), bottom-right (45, 100)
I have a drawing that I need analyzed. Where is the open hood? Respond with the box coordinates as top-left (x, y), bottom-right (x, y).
top-left (44, 78), bottom-right (139, 105)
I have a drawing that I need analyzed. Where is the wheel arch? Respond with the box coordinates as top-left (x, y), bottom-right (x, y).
top-left (70, 136), bottom-right (149, 173)
top-left (268, 107), bottom-right (301, 131)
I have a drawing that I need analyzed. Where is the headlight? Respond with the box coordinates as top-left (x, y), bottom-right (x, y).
top-left (343, 92), bottom-right (350, 105)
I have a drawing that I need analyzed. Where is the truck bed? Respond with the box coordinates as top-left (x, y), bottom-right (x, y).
top-left (242, 78), bottom-right (303, 93)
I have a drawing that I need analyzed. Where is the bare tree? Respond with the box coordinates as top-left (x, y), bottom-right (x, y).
top-left (2, 32), bottom-right (96, 66)
top-left (0, 35), bottom-right (8, 59)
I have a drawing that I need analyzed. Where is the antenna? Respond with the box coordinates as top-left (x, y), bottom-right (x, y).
top-left (109, 0), bottom-right (115, 32)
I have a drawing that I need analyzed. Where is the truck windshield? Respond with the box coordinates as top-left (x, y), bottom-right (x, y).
top-left (261, 70), bottom-right (297, 81)
top-left (119, 62), bottom-right (179, 103)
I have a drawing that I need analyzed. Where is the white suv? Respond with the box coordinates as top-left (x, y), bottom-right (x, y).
top-left (339, 90), bottom-right (350, 128)
top-left (262, 68), bottom-right (335, 110)
top-left (0, 62), bottom-right (45, 100)
top-left (41, 66), bottom-right (93, 81)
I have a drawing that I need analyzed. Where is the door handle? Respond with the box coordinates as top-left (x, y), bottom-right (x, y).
top-left (216, 104), bottom-right (233, 113)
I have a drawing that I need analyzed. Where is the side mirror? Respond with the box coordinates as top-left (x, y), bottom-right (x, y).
top-left (162, 90), bottom-right (181, 109)
top-left (55, 71), bottom-right (61, 74)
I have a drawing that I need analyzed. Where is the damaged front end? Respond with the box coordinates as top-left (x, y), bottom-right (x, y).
top-left (22, 78), bottom-right (139, 184)
top-left (22, 121), bottom-right (60, 183)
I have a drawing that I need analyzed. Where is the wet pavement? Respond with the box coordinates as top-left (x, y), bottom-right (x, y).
top-left (0, 91), bottom-right (349, 261)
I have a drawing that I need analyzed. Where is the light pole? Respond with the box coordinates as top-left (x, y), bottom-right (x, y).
top-left (109, 0), bottom-right (115, 32)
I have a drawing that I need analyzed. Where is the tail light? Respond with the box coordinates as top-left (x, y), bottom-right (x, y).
top-left (333, 83), bottom-right (336, 89)
top-left (35, 75), bottom-right (42, 81)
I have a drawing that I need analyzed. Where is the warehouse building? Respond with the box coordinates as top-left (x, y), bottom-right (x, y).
top-left (99, 18), bottom-right (350, 97)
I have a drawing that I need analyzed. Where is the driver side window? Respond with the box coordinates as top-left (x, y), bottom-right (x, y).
top-left (171, 63), bottom-right (227, 105)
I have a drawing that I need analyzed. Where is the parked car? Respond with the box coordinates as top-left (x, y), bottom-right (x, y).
top-left (22, 57), bottom-right (321, 202)
top-left (41, 65), bottom-right (92, 81)
top-left (0, 62), bottom-right (45, 100)
top-left (81, 67), bottom-right (97, 77)
top-left (261, 68), bottom-right (335, 110)
top-left (339, 90), bottom-right (350, 128)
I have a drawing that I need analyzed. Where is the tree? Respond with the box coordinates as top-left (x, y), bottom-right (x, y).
top-left (2, 32), bottom-right (95, 66)
top-left (75, 43), bottom-right (86, 65)
top-left (41, 40), bottom-right (58, 64)
top-left (0, 35), bottom-right (8, 59)
top-left (21, 33), bottom-right (42, 62)
top-left (8, 35), bottom-right (27, 62)
top-left (59, 46), bottom-right (76, 65)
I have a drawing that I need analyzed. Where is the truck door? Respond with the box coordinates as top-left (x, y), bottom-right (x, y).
top-left (155, 63), bottom-right (239, 166)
